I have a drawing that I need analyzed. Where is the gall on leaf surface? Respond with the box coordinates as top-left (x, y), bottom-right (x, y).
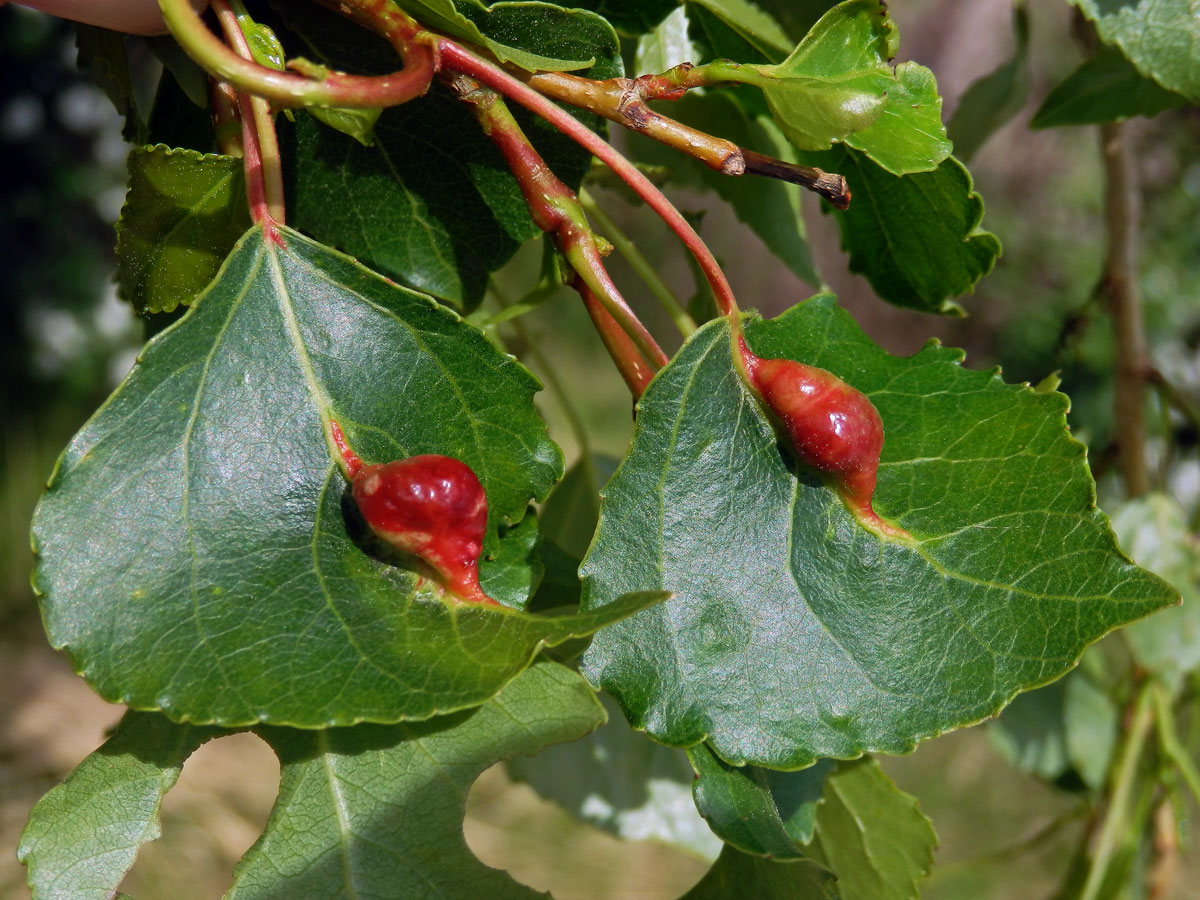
top-left (580, 296), bottom-right (1177, 769)
top-left (31, 225), bottom-right (664, 728)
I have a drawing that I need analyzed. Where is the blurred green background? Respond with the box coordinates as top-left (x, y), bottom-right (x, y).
top-left (1, 1), bottom-right (1198, 898)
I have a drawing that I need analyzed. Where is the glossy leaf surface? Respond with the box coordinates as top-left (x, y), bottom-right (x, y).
top-left (116, 145), bottom-right (250, 314)
top-left (1031, 46), bottom-right (1189, 129)
top-left (1072, 0), bottom-right (1200, 101)
top-left (275, 1), bottom-right (621, 308)
top-left (740, 0), bottom-right (951, 175)
top-left (32, 225), bottom-right (670, 728)
top-left (802, 147), bottom-right (1000, 314)
top-left (227, 662), bottom-right (602, 899)
top-left (581, 298), bottom-right (1176, 768)
top-left (19, 713), bottom-right (215, 900)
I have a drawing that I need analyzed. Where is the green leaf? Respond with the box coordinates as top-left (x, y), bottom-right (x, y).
top-left (804, 759), bottom-right (935, 900)
top-left (305, 104), bottom-right (382, 146)
top-left (988, 679), bottom-right (1071, 781)
top-left (580, 299), bottom-right (1176, 768)
top-left (683, 846), bottom-right (838, 900)
top-left (73, 24), bottom-right (143, 142)
top-left (687, 0), bottom-right (794, 61)
top-left (629, 92), bottom-right (820, 287)
top-left (800, 147), bottom-right (1000, 314)
top-left (397, 0), bottom-right (597, 71)
top-left (688, 742), bottom-right (833, 859)
top-left (228, 661), bottom-right (602, 899)
top-left (479, 510), bottom-right (545, 609)
top-left (19, 712), bottom-right (216, 900)
top-left (115, 145), bottom-right (251, 314)
top-left (33, 224), bottom-right (669, 727)
top-left (274, 1), bottom-right (622, 308)
top-left (1072, 0), bottom-right (1200, 102)
top-left (730, 0), bottom-right (951, 175)
top-left (946, 8), bottom-right (1030, 161)
top-left (1109, 494), bottom-right (1197, 683)
top-left (1031, 45), bottom-right (1189, 129)
top-left (564, 0), bottom-right (682, 35)
top-left (634, 6), bottom-right (698, 74)
top-left (146, 35), bottom-right (210, 109)
top-left (508, 694), bottom-right (723, 858)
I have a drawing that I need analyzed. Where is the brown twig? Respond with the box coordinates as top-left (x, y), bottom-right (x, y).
top-left (1100, 121), bottom-right (1149, 497)
top-left (525, 69), bottom-right (851, 208)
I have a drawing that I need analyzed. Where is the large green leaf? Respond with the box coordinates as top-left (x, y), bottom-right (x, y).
top-left (273, 0), bottom-right (621, 308)
top-left (801, 147), bottom-right (1000, 314)
top-left (689, 742), bottom-right (833, 859)
top-left (18, 713), bottom-right (216, 900)
top-left (1031, 45), bottom-right (1189, 129)
top-left (580, 298), bottom-right (1176, 768)
top-left (803, 759), bottom-right (935, 900)
top-left (683, 846), bottom-right (838, 899)
top-left (1072, 0), bottom-right (1200, 102)
top-left (726, 0), bottom-right (951, 175)
top-left (228, 661), bottom-right (603, 899)
top-left (33, 225), bottom-right (668, 728)
top-left (634, 6), bottom-right (697, 74)
top-left (629, 92), bottom-right (820, 287)
top-left (686, 0), bottom-right (794, 62)
top-left (116, 145), bottom-right (251, 314)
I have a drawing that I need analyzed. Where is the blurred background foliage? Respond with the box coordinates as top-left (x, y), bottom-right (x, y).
top-left (1, 0), bottom-right (1198, 898)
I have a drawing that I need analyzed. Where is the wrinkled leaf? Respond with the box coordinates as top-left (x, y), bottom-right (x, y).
top-left (688, 742), bottom-right (833, 859)
top-left (1072, 0), bottom-right (1200, 101)
top-left (946, 7), bottom-right (1029, 161)
top-left (228, 661), bottom-right (601, 899)
top-left (804, 759), bottom-right (935, 900)
top-left (683, 846), bottom-right (838, 900)
top-left (581, 298), bottom-right (1176, 768)
top-left (273, 1), bottom-right (621, 308)
top-left (33, 225), bottom-right (671, 728)
top-left (630, 92), bottom-right (820, 287)
top-left (508, 693), bottom-right (722, 858)
top-left (801, 147), bottom-right (1000, 314)
top-left (116, 145), bottom-right (251, 314)
top-left (1109, 494), bottom-right (1198, 683)
top-left (19, 713), bottom-right (216, 900)
top-left (1031, 45), bottom-right (1189, 129)
top-left (729, 0), bottom-right (951, 174)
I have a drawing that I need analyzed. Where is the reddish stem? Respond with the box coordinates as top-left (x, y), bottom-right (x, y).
top-left (578, 284), bottom-right (656, 396)
top-left (329, 420), bottom-right (364, 478)
top-left (438, 39), bottom-right (741, 321)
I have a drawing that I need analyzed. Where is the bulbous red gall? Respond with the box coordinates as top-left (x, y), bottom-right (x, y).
top-left (330, 420), bottom-right (498, 605)
top-left (737, 336), bottom-right (909, 539)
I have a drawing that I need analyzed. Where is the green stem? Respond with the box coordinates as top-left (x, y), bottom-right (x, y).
top-left (579, 189), bottom-right (696, 337)
top-left (158, 0), bottom-right (436, 108)
top-left (1152, 682), bottom-right (1200, 808)
top-left (214, 0), bottom-right (284, 225)
top-left (1080, 682), bottom-right (1156, 900)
